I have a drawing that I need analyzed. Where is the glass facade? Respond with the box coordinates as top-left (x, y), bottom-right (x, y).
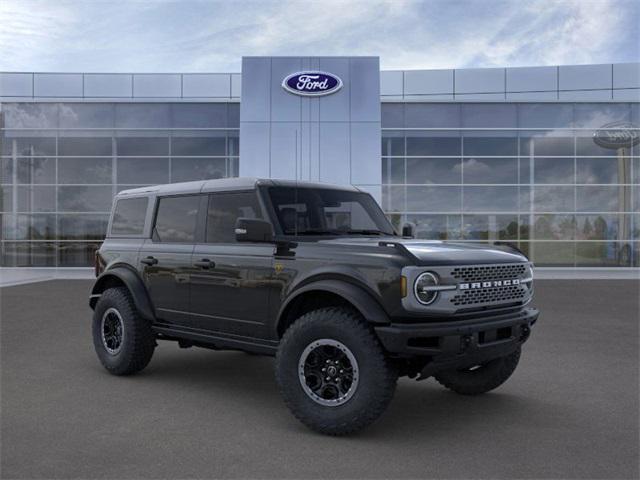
top-left (1, 100), bottom-right (638, 268)
top-left (0, 102), bottom-right (239, 266)
top-left (381, 103), bottom-right (639, 267)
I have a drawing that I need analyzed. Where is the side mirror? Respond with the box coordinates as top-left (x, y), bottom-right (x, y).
top-left (401, 223), bottom-right (415, 238)
top-left (235, 218), bottom-right (274, 243)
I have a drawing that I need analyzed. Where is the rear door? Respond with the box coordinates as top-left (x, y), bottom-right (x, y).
top-left (190, 191), bottom-right (274, 339)
top-left (139, 194), bottom-right (204, 325)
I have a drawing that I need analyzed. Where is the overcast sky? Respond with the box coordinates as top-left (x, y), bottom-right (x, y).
top-left (0, 0), bottom-right (638, 73)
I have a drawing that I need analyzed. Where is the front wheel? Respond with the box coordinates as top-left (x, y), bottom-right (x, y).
top-left (275, 307), bottom-right (398, 436)
top-left (434, 347), bottom-right (521, 395)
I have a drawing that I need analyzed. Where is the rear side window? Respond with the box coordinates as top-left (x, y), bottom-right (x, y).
top-left (206, 192), bottom-right (262, 243)
top-left (111, 197), bottom-right (148, 236)
top-left (153, 195), bottom-right (200, 243)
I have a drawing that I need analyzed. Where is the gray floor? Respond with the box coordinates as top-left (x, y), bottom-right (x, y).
top-left (1, 280), bottom-right (638, 479)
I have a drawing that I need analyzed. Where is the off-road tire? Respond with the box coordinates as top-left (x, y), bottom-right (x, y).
top-left (434, 347), bottom-right (521, 395)
top-left (92, 287), bottom-right (155, 376)
top-left (275, 307), bottom-right (398, 436)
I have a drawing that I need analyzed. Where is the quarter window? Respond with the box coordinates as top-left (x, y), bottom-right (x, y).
top-left (111, 197), bottom-right (148, 236)
top-left (153, 195), bottom-right (200, 243)
top-left (206, 192), bottom-right (262, 243)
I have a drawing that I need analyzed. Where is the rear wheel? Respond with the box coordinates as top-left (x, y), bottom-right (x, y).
top-left (434, 347), bottom-right (521, 395)
top-left (275, 307), bottom-right (397, 436)
top-left (92, 287), bottom-right (155, 376)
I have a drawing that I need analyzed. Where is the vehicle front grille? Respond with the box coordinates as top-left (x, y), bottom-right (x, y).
top-left (451, 284), bottom-right (527, 307)
top-left (451, 264), bottom-right (527, 283)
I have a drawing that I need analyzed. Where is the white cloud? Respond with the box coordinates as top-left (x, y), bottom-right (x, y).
top-left (0, 0), bottom-right (637, 72)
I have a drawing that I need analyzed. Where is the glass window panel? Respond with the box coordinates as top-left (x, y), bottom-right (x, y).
top-left (58, 137), bottom-right (112, 156)
top-left (531, 242), bottom-right (575, 267)
top-left (533, 214), bottom-right (575, 240)
top-left (58, 186), bottom-right (113, 212)
top-left (576, 186), bottom-right (624, 212)
top-left (463, 137), bottom-right (518, 156)
top-left (533, 186), bottom-right (575, 212)
top-left (381, 104), bottom-right (404, 128)
top-left (171, 136), bottom-right (226, 156)
top-left (463, 186), bottom-right (519, 212)
top-left (575, 242), bottom-right (630, 267)
top-left (153, 195), bottom-right (200, 243)
top-left (228, 134), bottom-right (239, 157)
top-left (58, 158), bottom-right (112, 184)
top-left (206, 192), bottom-right (262, 243)
top-left (407, 158), bottom-right (461, 184)
top-left (229, 157), bottom-right (239, 177)
top-left (517, 104), bottom-right (573, 129)
top-left (59, 103), bottom-right (114, 128)
top-left (533, 158), bottom-right (574, 184)
top-left (405, 104), bottom-right (461, 128)
top-left (519, 158), bottom-right (531, 184)
top-left (2, 104), bottom-right (59, 128)
top-left (58, 214), bottom-right (109, 240)
top-left (1, 158), bottom-right (13, 184)
top-left (114, 104), bottom-right (171, 128)
top-left (576, 214), bottom-right (630, 241)
top-left (576, 158), bottom-right (629, 184)
top-left (117, 158), bottom-right (169, 185)
top-left (228, 104), bottom-right (240, 127)
top-left (406, 135), bottom-right (461, 156)
top-left (519, 215), bottom-right (531, 240)
top-left (57, 242), bottom-right (101, 267)
top-left (17, 157), bottom-right (55, 184)
top-left (171, 104), bottom-right (228, 128)
top-left (2, 137), bottom-right (56, 156)
top-left (116, 136), bottom-right (168, 156)
top-left (171, 158), bottom-right (227, 182)
top-left (385, 186), bottom-right (405, 212)
top-left (381, 135), bottom-right (404, 156)
top-left (633, 158), bottom-right (639, 184)
top-left (111, 197), bottom-right (148, 236)
top-left (385, 213), bottom-right (403, 233)
top-left (1, 242), bottom-right (57, 267)
top-left (2, 214), bottom-right (56, 240)
top-left (463, 214), bottom-right (518, 240)
top-left (519, 135), bottom-right (574, 156)
top-left (16, 186), bottom-right (55, 212)
top-left (576, 136), bottom-right (626, 157)
top-left (462, 158), bottom-right (517, 184)
top-left (406, 186), bottom-right (461, 212)
top-left (632, 215), bottom-right (640, 240)
top-left (461, 104), bottom-right (517, 128)
top-left (1, 187), bottom-right (12, 212)
top-left (573, 104), bottom-right (631, 128)
top-left (382, 158), bottom-right (404, 185)
top-left (406, 214), bottom-right (462, 240)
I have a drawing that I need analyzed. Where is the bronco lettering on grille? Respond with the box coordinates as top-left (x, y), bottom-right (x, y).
top-left (459, 278), bottom-right (521, 290)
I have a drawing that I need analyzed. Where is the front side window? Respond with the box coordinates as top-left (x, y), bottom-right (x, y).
top-left (206, 192), bottom-right (262, 243)
top-left (268, 187), bottom-right (395, 236)
top-left (153, 195), bottom-right (200, 243)
top-left (110, 197), bottom-right (148, 236)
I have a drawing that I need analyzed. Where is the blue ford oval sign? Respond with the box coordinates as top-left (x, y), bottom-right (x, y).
top-left (282, 71), bottom-right (343, 96)
top-left (593, 121), bottom-right (639, 149)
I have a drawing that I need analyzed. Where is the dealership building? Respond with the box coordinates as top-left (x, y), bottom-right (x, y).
top-left (0, 57), bottom-right (638, 272)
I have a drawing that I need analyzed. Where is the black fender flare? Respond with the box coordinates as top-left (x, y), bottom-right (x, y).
top-left (89, 266), bottom-right (156, 321)
top-left (277, 279), bottom-right (390, 335)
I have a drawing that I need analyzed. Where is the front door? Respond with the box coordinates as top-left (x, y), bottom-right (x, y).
top-left (139, 194), bottom-right (202, 325)
top-left (189, 191), bottom-right (274, 339)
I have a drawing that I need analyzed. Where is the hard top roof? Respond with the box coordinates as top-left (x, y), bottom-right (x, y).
top-left (116, 177), bottom-right (361, 197)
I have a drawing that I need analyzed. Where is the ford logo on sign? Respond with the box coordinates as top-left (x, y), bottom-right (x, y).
top-left (282, 71), bottom-right (343, 97)
top-left (593, 121), bottom-right (640, 149)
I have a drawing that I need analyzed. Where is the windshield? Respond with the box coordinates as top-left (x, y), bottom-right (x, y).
top-left (267, 186), bottom-right (396, 237)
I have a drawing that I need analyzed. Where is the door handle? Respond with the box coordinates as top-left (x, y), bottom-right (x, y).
top-left (141, 256), bottom-right (158, 266)
top-left (194, 258), bottom-right (215, 269)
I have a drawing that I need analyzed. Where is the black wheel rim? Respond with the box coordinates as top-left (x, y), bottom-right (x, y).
top-left (298, 339), bottom-right (359, 407)
top-left (101, 308), bottom-right (124, 355)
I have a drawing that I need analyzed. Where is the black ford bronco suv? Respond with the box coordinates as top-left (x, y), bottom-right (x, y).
top-left (90, 177), bottom-right (538, 435)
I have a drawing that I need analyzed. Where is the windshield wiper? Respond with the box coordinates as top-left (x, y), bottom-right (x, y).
top-left (287, 229), bottom-right (347, 236)
top-left (344, 229), bottom-right (389, 236)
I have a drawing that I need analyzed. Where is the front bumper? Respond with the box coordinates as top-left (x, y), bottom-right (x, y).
top-left (375, 307), bottom-right (539, 378)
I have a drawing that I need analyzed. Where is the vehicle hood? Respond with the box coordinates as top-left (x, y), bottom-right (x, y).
top-left (316, 237), bottom-right (528, 266)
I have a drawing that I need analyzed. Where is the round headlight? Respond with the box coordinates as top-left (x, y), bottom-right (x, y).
top-left (414, 272), bottom-right (439, 305)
